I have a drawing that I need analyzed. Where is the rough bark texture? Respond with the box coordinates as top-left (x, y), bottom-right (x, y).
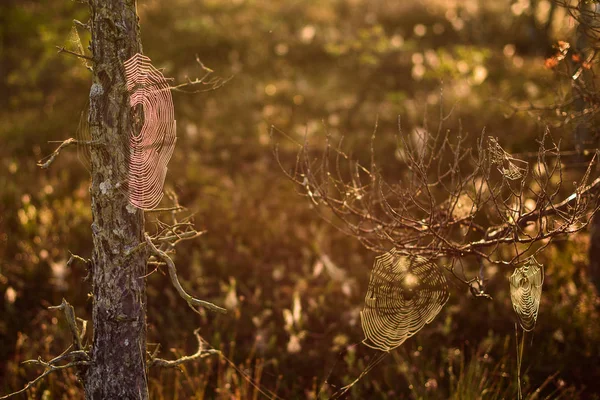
top-left (575, 3), bottom-right (600, 294)
top-left (86, 1), bottom-right (148, 398)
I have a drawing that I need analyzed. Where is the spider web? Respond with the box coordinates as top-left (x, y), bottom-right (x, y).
top-left (360, 249), bottom-right (449, 352)
top-left (124, 53), bottom-right (177, 210)
top-left (488, 137), bottom-right (527, 181)
top-left (75, 102), bottom-right (92, 173)
top-left (66, 25), bottom-right (91, 69)
top-left (509, 257), bottom-right (544, 332)
top-left (74, 54), bottom-right (177, 210)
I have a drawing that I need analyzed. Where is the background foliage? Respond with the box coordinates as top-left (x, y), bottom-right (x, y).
top-left (1, 0), bottom-right (599, 398)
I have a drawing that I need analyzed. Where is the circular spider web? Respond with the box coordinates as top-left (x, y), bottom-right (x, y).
top-left (360, 249), bottom-right (449, 352)
top-left (124, 53), bottom-right (177, 210)
top-left (509, 257), bottom-right (544, 332)
top-left (74, 54), bottom-right (176, 210)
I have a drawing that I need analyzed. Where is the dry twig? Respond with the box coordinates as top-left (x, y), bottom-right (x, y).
top-left (0, 299), bottom-right (89, 399)
top-left (170, 55), bottom-right (233, 93)
top-left (149, 328), bottom-right (220, 369)
top-left (272, 115), bottom-right (600, 295)
top-left (37, 138), bottom-right (78, 169)
top-left (145, 234), bottom-right (227, 314)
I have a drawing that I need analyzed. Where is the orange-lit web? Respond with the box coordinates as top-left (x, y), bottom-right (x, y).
top-left (360, 249), bottom-right (449, 352)
top-left (510, 257), bottom-right (544, 332)
top-left (488, 137), bottom-right (528, 181)
top-left (124, 53), bottom-right (177, 210)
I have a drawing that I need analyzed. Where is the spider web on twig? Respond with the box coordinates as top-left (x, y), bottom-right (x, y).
top-left (66, 25), bottom-right (91, 69)
top-left (488, 136), bottom-right (528, 180)
top-left (360, 249), bottom-right (449, 352)
top-left (509, 256), bottom-right (544, 332)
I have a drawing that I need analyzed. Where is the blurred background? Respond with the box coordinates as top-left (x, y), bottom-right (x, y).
top-left (1, 0), bottom-right (599, 398)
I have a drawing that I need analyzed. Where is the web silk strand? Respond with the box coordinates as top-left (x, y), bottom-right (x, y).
top-left (360, 249), bottom-right (449, 352)
top-left (124, 53), bottom-right (177, 210)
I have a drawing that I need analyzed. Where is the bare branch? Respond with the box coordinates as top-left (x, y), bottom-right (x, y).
top-left (144, 206), bottom-right (184, 213)
top-left (37, 138), bottom-right (78, 169)
top-left (67, 251), bottom-right (91, 268)
top-left (144, 234), bottom-right (227, 314)
top-left (55, 46), bottom-right (94, 61)
top-left (154, 230), bottom-right (206, 244)
top-left (49, 298), bottom-right (86, 351)
top-left (170, 55), bottom-right (233, 93)
top-left (0, 299), bottom-right (90, 399)
top-left (0, 360), bottom-right (89, 399)
top-left (273, 115), bottom-right (599, 287)
top-left (149, 328), bottom-right (220, 368)
top-left (73, 19), bottom-right (89, 30)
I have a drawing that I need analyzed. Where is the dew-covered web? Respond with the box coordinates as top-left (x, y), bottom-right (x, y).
top-left (319, 250), bottom-right (449, 398)
top-left (509, 257), bottom-right (544, 332)
top-left (360, 249), bottom-right (450, 352)
top-left (124, 53), bottom-right (177, 210)
top-left (488, 137), bottom-right (527, 180)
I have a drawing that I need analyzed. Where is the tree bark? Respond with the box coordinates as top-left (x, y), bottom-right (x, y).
top-left (574, 2), bottom-right (600, 293)
top-left (85, 1), bottom-right (148, 398)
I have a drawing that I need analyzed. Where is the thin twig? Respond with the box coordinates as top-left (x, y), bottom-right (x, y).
top-left (170, 55), bottom-right (233, 93)
top-left (56, 46), bottom-right (93, 61)
top-left (144, 206), bottom-right (184, 213)
top-left (155, 230), bottom-right (206, 245)
top-left (149, 328), bottom-right (220, 368)
top-left (73, 19), bottom-right (89, 30)
top-left (0, 299), bottom-right (89, 400)
top-left (49, 299), bottom-right (85, 351)
top-left (0, 361), bottom-right (89, 399)
top-left (272, 113), bottom-right (600, 273)
top-left (66, 252), bottom-right (91, 268)
top-left (144, 234), bottom-right (227, 314)
top-left (37, 138), bottom-right (78, 169)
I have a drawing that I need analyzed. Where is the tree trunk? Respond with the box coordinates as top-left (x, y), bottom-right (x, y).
top-left (574, 2), bottom-right (600, 293)
top-left (85, 1), bottom-right (148, 398)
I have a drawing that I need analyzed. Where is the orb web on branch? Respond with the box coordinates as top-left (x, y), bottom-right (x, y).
top-left (360, 249), bottom-right (449, 352)
top-left (488, 137), bottom-right (527, 180)
top-left (75, 102), bottom-right (92, 172)
top-left (509, 257), bottom-right (543, 332)
top-left (66, 25), bottom-right (91, 69)
top-left (124, 53), bottom-right (177, 210)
